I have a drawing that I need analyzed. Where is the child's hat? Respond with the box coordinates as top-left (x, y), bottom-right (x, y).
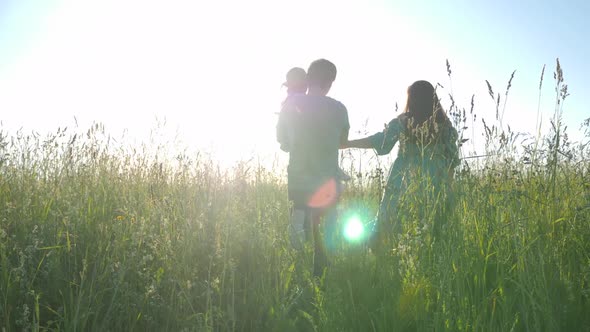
top-left (283, 67), bottom-right (307, 87)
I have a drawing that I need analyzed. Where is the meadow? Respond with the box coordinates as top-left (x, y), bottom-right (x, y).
top-left (1, 63), bottom-right (589, 331)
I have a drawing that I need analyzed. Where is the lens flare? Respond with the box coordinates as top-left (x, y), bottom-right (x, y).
top-left (343, 216), bottom-right (364, 242)
top-left (308, 178), bottom-right (338, 208)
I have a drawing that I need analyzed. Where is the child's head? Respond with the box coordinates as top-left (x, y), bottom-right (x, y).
top-left (283, 67), bottom-right (307, 94)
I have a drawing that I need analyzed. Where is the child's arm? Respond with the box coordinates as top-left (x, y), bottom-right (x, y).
top-left (276, 107), bottom-right (291, 152)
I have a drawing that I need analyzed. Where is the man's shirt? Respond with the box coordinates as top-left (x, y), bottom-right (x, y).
top-left (277, 94), bottom-right (349, 193)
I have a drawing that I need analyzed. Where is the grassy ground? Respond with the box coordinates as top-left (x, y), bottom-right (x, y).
top-left (1, 120), bottom-right (588, 331)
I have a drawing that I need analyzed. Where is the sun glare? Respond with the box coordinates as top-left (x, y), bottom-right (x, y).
top-left (0, 0), bottom-right (482, 168)
top-left (343, 216), bottom-right (365, 242)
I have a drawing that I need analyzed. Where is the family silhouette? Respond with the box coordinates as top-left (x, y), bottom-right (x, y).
top-left (277, 59), bottom-right (459, 276)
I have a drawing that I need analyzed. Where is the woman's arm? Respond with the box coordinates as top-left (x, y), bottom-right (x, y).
top-left (341, 136), bottom-right (375, 149)
top-left (341, 117), bottom-right (403, 152)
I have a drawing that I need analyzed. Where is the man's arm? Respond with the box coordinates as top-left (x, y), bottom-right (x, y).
top-left (338, 104), bottom-right (379, 150)
top-left (341, 136), bottom-right (374, 149)
top-left (339, 103), bottom-right (350, 148)
top-left (339, 127), bottom-right (349, 148)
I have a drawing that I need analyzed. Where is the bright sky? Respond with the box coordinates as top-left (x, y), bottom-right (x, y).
top-left (1, 0), bottom-right (588, 166)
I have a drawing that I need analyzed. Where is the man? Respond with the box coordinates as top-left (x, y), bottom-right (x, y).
top-left (277, 59), bottom-right (350, 276)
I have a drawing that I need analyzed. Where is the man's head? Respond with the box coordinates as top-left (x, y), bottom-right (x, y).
top-left (283, 67), bottom-right (307, 94)
top-left (306, 59), bottom-right (337, 95)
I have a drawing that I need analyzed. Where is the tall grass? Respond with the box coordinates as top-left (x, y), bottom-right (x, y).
top-left (1, 61), bottom-right (589, 331)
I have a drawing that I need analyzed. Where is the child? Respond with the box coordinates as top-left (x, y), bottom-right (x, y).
top-left (278, 67), bottom-right (307, 152)
top-left (283, 67), bottom-right (307, 97)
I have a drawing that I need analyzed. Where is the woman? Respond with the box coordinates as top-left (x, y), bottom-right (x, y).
top-left (343, 80), bottom-right (459, 248)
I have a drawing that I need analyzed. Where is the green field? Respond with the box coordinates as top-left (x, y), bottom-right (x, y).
top-left (1, 75), bottom-right (589, 331)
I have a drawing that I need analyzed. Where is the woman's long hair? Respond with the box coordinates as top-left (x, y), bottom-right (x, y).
top-left (404, 80), bottom-right (448, 125)
top-left (402, 80), bottom-right (451, 143)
